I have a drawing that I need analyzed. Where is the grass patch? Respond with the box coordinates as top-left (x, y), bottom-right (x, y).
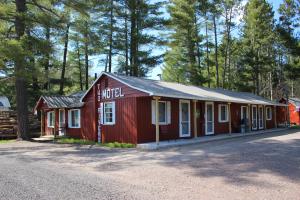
top-left (101, 142), bottom-right (135, 148)
top-left (55, 137), bottom-right (135, 148)
top-left (291, 125), bottom-right (300, 129)
top-left (0, 139), bottom-right (15, 144)
top-left (56, 137), bottom-right (96, 145)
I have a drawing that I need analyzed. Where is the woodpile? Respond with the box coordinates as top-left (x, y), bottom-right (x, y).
top-left (0, 111), bottom-right (40, 139)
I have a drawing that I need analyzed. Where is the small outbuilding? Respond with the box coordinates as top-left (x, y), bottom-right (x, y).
top-left (0, 96), bottom-right (11, 111)
top-left (34, 72), bottom-right (288, 144)
top-left (284, 98), bottom-right (300, 126)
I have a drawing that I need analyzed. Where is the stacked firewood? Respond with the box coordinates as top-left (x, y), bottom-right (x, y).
top-left (0, 111), bottom-right (17, 138)
top-left (0, 111), bottom-right (40, 139)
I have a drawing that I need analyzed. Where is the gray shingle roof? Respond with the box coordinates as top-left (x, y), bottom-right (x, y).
top-left (41, 96), bottom-right (84, 109)
top-left (109, 73), bottom-right (286, 105)
top-left (290, 98), bottom-right (300, 108)
top-left (83, 72), bottom-right (285, 106)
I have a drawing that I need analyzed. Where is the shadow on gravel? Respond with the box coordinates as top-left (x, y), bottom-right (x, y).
top-left (157, 128), bottom-right (300, 187)
top-left (0, 129), bottom-right (299, 188)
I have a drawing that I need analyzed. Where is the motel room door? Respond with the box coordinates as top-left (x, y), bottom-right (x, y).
top-left (179, 100), bottom-right (191, 137)
top-left (205, 102), bottom-right (214, 135)
top-left (252, 106), bottom-right (258, 130)
top-left (58, 109), bottom-right (65, 136)
top-left (258, 106), bottom-right (264, 129)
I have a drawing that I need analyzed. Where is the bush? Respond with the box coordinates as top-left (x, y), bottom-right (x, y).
top-left (56, 137), bottom-right (95, 145)
top-left (101, 142), bottom-right (135, 148)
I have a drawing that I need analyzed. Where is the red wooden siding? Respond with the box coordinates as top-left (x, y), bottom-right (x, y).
top-left (289, 103), bottom-right (300, 125)
top-left (80, 74), bottom-right (149, 144)
top-left (101, 97), bottom-right (138, 144)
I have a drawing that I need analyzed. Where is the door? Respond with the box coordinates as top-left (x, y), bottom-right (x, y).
top-left (58, 109), bottom-right (65, 136)
top-left (179, 100), bottom-right (191, 137)
top-left (252, 106), bottom-right (257, 130)
top-left (205, 102), bottom-right (214, 135)
top-left (241, 106), bottom-right (248, 123)
top-left (258, 106), bottom-right (264, 129)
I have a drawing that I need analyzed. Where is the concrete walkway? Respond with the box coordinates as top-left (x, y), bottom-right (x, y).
top-left (137, 128), bottom-right (289, 150)
top-left (31, 135), bottom-right (54, 142)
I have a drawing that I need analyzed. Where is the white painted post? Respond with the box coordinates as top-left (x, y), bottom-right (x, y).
top-left (154, 97), bottom-right (161, 145)
top-left (193, 100), bottom-right (197, 138)
top-left (228, 103), bottom-right (232, 134)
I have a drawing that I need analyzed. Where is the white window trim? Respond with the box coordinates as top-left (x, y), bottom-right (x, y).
top-left (258, 106), bottom-right (264, 129)
top-left (266, 107), bottom-right (272, 120)
top-left (103, 102), bottom-right (116, 125)
top-left (179, 100), bottom-right (191, 137)
top-left (252, 105), bottom-right (258, 130)
top-left (68, 109), bottom-right (81, 128)
top-left (205, 102), bottom-right (214, 135)
top-left (59, 109), bottom-right (65, 125)
top-left (218, 104), bottom-right (229, 123)
top-left (47, 111), bottom-right (55, 128)
top-left (151, 100), bottom-right (171, 125)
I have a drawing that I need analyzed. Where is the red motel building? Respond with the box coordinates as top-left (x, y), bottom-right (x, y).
top-left (34, 72), bottom-right (289, 145)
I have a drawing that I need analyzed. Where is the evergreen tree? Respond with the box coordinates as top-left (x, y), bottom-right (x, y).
top-left (239, 0), bottom-right (275, 94)
top-left (163, 0), bottom-right (205, 85)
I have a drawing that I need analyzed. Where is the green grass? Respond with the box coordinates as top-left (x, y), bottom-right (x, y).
top-left (0, 139), bottom-right (15, 144)
top-left (55, 137), bottom-right (135, 148)
top-left (56, 137), bottom-right (96, 145)
top-left (291, 125), bottom-right (300, 129)
top-left (101, 142), bottom-right (135, 148)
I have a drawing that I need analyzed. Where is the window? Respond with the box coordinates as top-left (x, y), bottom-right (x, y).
top-left (47, 111), bottom-right (55, 128)
top-left (68, 109), bottom-right (81, 128)
top-left (103, 102), bottom-right (115, 125)
top-left (266, 107), bottom-right (272, 120)
top-left (151, 100), bottom-right (171, 125)
top-left (218, 104), bottom-right (228, 122)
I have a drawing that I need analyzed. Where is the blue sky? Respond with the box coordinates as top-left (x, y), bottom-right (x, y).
top-left (90, 0), bottom-right (285, 80)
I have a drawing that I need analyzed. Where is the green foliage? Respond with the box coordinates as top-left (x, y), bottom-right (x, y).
top-left (0, 139), bottom-right (15, 144)
top-left (102, 142), bottom-right (135, 148)
top-left (56, 137), bottom-right (96, 145)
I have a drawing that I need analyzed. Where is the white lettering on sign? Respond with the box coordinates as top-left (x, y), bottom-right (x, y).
top-left (102, 88), bottom-right (125, 99)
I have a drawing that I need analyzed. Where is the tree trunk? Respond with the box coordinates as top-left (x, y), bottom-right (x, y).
top-left (129, 0), bottom-right (138, 76)
top-left (125, 3), bottom-right (129, 75)
top-left (194, 12), bottom-right (201, 74)
top-left (59, 23), bottom-right (70, 95)
top-left (205, 17), bottom-right (210, 88)
top-left (44, 26), bottom-right (50, 90)
top-left (15, 0), bottom-right (29, 140)
top-left (76, 39), bottom-right (83, 91)
top-left (108, 0), bottom-right (114, 72)
top-left (213, 15), bottom-right (219, 88)
top-left (84, 21), bottom-right (89, 90)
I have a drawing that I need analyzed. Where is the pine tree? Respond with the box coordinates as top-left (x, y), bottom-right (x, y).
top-left (163, 0), bottom-right (205, 85)
top-left (239, 0), bottom-right (275, 94)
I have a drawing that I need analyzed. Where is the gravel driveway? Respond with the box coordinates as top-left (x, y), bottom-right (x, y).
top-left (0, 129), bottom-right (300, 200)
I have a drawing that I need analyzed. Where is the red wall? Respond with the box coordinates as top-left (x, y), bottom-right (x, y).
top-left (37, 74), bottom-right (288, 144)
top-left (81, 74), bottom-right (148, 144)
top-left (289, 103), bottom-right (300, 125)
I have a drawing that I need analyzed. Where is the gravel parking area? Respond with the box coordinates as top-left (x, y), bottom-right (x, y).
top-left (0, 129), bottom-right (299, 200)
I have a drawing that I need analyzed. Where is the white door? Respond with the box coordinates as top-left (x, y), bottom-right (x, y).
top-left (258, 106), bottom-right (264, 129)
top-left (59, 109), bottom-right (65, 136)
top-left (205, 102), bottom-right (214, 135)
top-left (179, 100), bottom-right (191, 137)
top-left (252, 106), bottom-right (258, 130)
